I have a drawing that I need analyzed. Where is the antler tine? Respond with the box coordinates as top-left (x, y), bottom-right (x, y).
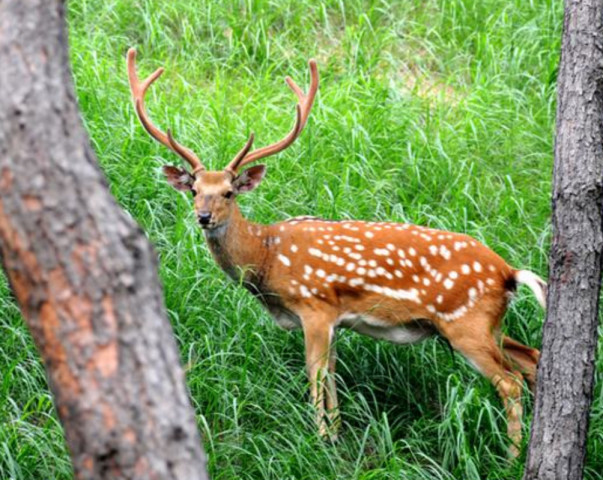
top-left (285, 59), bottom-right (318, 130)
top-left (225, 133), bottom-right (256, 177)
top-left (228, 59), bottom-right (318, 173)
top-left (127, 48), bottom-right (204, 172)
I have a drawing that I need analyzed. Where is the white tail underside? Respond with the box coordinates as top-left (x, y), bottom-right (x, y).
top-left (514, 270), bottom-right (547, 309)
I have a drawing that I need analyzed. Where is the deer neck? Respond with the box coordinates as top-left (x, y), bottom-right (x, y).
top-left (203, 205), bottom-right (269, 288)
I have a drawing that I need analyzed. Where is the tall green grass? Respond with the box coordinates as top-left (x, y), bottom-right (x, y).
top-left (1, 0), bottom-right (601, 478)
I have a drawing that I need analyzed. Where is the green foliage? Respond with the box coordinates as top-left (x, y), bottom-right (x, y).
top-left (1, 0), bottom-right (602, 478)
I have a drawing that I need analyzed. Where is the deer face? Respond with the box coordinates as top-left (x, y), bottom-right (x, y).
top-left (163, 165), bottom-right (266, 229)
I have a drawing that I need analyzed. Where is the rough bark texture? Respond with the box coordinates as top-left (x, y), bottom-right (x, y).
top-left (0, 1), bottom-right (208, 479)
top-left (523, 1), bottom-right (603, 479)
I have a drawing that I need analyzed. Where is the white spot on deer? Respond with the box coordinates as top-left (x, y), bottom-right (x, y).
top-left (365, 231), bottom-right (374, 239)
top-left (355, 245), bottom-right (365, 251)
top-left (332, 246), bottom-right (341, 251)
top-left (304, 265), bottom-right (313, 275)
top-left (346, 263), bottom-right (356, 272)
top-left (349, 277), bottom-right (364, 287)
top-left (386, 258), bottom-right (394, 265)
top-left (367, 269), bottom-right (376, 278)
top-left (368, 259), bottom-right (377, 267)
top-left (412, 275), bottom-right (420, 283)
top-left (316, 269), bottom-right (326, 278)
top-left (419, 256), bottom-right (428, 267)
top-left (405, 260), bottom-right (414, 268)
top-left (486, 278), bottom-right (495, 286)
top-left (349, 253), bottom-right (362, 261)
top-left (469, 287), bottom-right (478, 300)
top-left (317, 239), bottom-right (324, 245)
top-left (311, 287), bottom-right (319, 294)
top-left (461, 264), bottom-right (471, 274)
top-left (488, 264), bottom-right (496, 272)
top-left (423, 278), bottom-right (431, 286)
top-left (397, 249), bottom-right (406, 258)
top-left (290, 244), bottom-right (298, 253)
top-left (300, 285), bottom-right (312, 298)
top-left (427, 304), bottom-right (436, 313)
top-left (343, 246), bottom-right (352, 254)
top-left (429, 245), bottom-right (438, 256)
top-left (386, 243), bottom-right (395, 251)
top-left (374, 248), bottom-right (389, 256)
top-left (376, 267), bottom-right (386, 276)
top-left (357, 267), bottom-right (367, 275)
top-left (278, 254), bottom-right (291, 267)
top-left (309, 248), bottom-right (323, 257)
top-left (453, 241), bottom-right (464, 251)
top-left (449, 271), bottom-right (458, 279)
top-left (408, 247), bottom-right (417, 256)
top-left (395, 270), bottom-right (403, 278)
top-left (341, 235), bottom-right (360, 243)
top-left (437, 304), bottom-right (469, 322)
top-left (473, 261), bottom-right (482, 273)
top-left (363, 284), bottom-right (421, 303)
top-left (291, 279), bottom-right (299, 285)
top-left (279, 225), bottom-right (285, 232)
top-left (436, 294), bottom-right (443, 304)
top-left (439, 245), bottom-right (451, 260)
top-left (443, 278), bottom-right (454, 290)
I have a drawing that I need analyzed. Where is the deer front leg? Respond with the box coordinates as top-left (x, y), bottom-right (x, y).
top-left (325, 337), bottom-right (340, 440)
top-left (301, 313), bottom-right (336, 440)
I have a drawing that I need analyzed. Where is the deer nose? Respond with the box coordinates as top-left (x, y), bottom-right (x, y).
top-left (198, 212), bottom-right (212, 225)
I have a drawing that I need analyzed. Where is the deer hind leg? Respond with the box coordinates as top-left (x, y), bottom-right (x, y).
top-left (300, 308), bottom-right (337, 440)
top-left (501, 335), bottom-right (540, 393)
top-left (445, 325), bottom-right (525, 458)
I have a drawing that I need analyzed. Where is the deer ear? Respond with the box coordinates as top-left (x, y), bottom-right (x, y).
top-left (232, 165), bottom-right (266, 194)
top-left (162, 165), bottom-right (194, 191)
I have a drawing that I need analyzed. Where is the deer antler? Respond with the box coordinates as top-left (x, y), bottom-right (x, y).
top-left (225, 59), bottom-right (319, 173)
top-left (127, 48), bottom-right (204, 173)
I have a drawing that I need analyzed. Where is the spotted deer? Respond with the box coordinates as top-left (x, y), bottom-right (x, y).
top-left (127, 48), bottom-right (545, 457)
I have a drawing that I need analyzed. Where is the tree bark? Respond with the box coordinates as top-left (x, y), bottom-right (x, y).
top-left (523, 1), bottom-right (603, 479)
top-left (0, 1), bottom-right (208, 479)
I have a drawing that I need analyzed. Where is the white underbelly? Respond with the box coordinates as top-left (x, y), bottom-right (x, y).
top-left (337, 313), bottom-right (433, 345)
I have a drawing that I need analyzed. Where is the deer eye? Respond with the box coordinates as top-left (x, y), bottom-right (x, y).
top-left (191, 189), bottom-right (197, 197)
top-left (224, 191), bottom-right (233, 199)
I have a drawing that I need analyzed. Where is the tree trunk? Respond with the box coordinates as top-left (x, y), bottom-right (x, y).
top-left (523, 1), bottom-right (603, 479)
top-left (0, 1), bottom-right (208, 479)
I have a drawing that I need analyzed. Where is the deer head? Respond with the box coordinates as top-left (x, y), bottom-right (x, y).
top-left (127, 48), bottom-right (318, 230)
